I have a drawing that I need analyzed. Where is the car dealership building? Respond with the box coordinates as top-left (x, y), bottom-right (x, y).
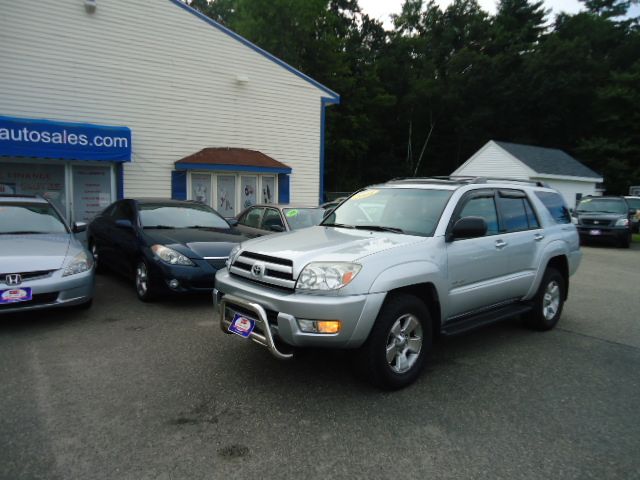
top-left (0, 0), bottom-right (339, 222)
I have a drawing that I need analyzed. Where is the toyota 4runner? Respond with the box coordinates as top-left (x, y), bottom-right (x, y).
top-left (214, 177), bottom-right (581, 389)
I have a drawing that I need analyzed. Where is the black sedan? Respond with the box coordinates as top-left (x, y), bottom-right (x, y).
top-left (87, 199), bottom-right (245, 301)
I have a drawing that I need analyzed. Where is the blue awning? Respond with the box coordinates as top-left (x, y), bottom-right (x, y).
top-left (0, 115), bottom-right (132, 162)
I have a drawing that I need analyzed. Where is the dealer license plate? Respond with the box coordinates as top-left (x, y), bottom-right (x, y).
top-left (0, 287), bottom-right (33, 304)
top-left (228, 312), bottom-right (256, 338)
top-left (589, 229), bottom-right (602, 236)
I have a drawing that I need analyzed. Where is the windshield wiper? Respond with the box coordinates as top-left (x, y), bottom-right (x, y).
top-left (322, 222), bottom-right (355, 229)
top-left (143, 225), bottom-right (176, 229)
top-left (354, 225), bottom-right (404, 233)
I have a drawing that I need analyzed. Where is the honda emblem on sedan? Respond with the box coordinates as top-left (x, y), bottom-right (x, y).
top-left (251, 263), bottom-right (264, 278)
top-left (6, 274), bottom-right (22, 286)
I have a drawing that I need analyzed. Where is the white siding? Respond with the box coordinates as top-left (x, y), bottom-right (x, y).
top-left (452, 142), bottom-right (535, 179)
top-left (537, 179), bottom-right (599, 209)
top-left (0, 0), bottom-right (332, 205)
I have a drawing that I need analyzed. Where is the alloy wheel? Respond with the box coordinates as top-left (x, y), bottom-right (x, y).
top-left (385, 313), bottom-right (423, 374)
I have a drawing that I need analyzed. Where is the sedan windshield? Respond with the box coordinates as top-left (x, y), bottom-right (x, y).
top-left (283, 208), bottom-right (326, 230)
top-left (322, 187), bottom-right (453, 237)
top-left (576, 198), bottom-right (627, 214)
top-left (139, 203), bottom-right (230, 229)
top-left (0, 202), bottom-right (68, 234)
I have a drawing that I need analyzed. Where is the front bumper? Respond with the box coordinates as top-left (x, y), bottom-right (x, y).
top-left (214, 269), bottom-right (386, 358)
top-left (577, 226), bottom-right (630, 243)
top-left (0, 268), bottom-right (94, 314)
top-left (148, 257), bottom-right (221, 293)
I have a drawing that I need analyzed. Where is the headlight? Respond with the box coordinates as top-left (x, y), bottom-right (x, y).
top-left (296, 262), bottom-right (361, 291)
top-left (62, 251), bottom-right (93, 276)
top-left (151, 245), bottom-right (195, 266)
top-left (615, 218), bottom-right (629, 227)
top-left (226, 245), bottom-right (241, 268)
top-left (571, 217), bottom-right (578, 225)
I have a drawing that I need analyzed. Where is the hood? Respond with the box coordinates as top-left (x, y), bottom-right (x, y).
top-left (142, 227), bottom-right (245, 258)
top-left (576, 212), bottom-right (625, 222)
top-left (0, 233), bottom-right (71, 273)
top-left (239, 226), bottom-right (426, 266)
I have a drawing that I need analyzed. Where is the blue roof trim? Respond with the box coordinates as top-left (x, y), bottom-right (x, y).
top-left (175, 162), bottom-right (292, 174)
top-left (168, 0), bottom-right (340, 102)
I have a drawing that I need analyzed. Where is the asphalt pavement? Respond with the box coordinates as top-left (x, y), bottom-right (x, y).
top-left (1, 243), bottom-right (639, 480)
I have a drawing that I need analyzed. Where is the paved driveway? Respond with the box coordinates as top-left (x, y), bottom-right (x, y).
top-left (1, 244), bottom-right (639, 480)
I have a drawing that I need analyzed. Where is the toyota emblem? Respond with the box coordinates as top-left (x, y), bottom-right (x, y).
top-left (251, 263), bottom-right (264, 277)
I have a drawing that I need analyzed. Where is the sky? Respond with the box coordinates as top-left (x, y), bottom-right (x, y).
top-left (358, 0), bottom-right (639, 27)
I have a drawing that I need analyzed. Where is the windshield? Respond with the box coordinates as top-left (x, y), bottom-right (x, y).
top-left (322, 187), bottom-right (453, 236)
top-left (283, 208), bottom-right (326, 230)
top-left (139, 203), bottom-right (230, 229)
top-left (576, 198), bottom-right (627, 214)
top-left (625, 198), bottom-right (640, 209)
top-left (0, 202), bottom-right (69, 234)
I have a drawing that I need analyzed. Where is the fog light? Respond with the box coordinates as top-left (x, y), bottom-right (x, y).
top-left (169, 279), bottom-right (179, 289)
top-left (317, 321), bottom-right (341, 334)
top-left (297, 319), bottom-right (341, 334)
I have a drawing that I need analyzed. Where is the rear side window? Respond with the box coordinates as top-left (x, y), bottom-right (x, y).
top-left (535, 192), bottom-right (571, 224)
top-left (497, 196), bottom-right (540, 232)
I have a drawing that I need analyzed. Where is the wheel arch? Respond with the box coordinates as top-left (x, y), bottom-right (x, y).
top-left (387, 283), bottom-right (442, 340)
top-left (544, 255), bottom-right (569, 300)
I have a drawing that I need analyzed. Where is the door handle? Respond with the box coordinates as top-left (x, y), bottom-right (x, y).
top-left (534, 233), bottom-right (545, 241)
top-left (495, 239), bottom-right (507, 249)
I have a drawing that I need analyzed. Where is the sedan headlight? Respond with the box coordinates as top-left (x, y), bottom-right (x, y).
top-left (226, 245), bottom-right (241, 268)
top-left (615, 218), bottom-right (629, 227)
top-left (63, 251), bottom-right (94, 277)
top-left (296, 262), bottom-right (361, 291)
top-left (151, 245), bottom-right (195, 266)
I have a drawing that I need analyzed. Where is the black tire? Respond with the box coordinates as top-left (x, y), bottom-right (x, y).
top-left (526, 267), bottom-right (565, 331)
top-left (89, 240), bottom-right (104, 273)
top-left (619, 233), bottom-right (631, 249)
top-left (356, 293), bottom-right (432, 390)
top-left (135, 259), bottom-right (156, 302)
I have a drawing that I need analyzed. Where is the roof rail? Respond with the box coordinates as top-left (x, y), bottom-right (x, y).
top-left (471, 177), bottom-right (549, 188)
top-left (385, 176), bottom-right (549, 188)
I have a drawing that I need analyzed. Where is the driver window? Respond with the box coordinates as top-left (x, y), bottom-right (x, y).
top-left (457, 196), bottom-right (499, 235)
top-left (111, 202), bottom-right (133, 221)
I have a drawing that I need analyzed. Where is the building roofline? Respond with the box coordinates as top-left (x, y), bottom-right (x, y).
top-left (169, 0), bottom-right (340, 103)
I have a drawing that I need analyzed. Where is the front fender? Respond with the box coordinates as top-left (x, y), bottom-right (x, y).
top-left (369, 260), bottom-right (444, 297)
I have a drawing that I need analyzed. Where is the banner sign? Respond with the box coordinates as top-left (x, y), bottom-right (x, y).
top-left (0, 115), bottom-right (131, 162)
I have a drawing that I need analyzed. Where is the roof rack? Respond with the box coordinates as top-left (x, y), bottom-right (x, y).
top-left (386, 176), bottom-right (549, 188)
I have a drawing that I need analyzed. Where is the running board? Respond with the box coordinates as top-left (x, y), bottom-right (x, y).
top-left (441, 303), bottom-right (532, 336)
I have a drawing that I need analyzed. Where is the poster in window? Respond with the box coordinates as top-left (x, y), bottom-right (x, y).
top-left (262, 176), bottom-right (275, 204)
top-left (72, 166), bottom-right (112, 222)
top-left (241, 176), bottom-right (257, 209)
top-left (191, 174), bottom-right (211, 206)
top-left (0, 162), bottom-right (66, 215)
top-left (217, 175), bottom-right (236, 216)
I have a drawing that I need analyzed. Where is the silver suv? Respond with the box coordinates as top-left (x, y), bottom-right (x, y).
top-left (214, 177), bottom-right (581, 389)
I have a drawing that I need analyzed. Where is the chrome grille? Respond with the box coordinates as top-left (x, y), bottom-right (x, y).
top-left (0, 270), bottom-right (54, 285)
top-left (229, 251), bottom-right (295, 290)
top-left (582, 219), bottom-right (613, 227)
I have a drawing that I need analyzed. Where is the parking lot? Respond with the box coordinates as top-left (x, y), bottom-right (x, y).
top-left (1, 244), bottom-right (639, 480)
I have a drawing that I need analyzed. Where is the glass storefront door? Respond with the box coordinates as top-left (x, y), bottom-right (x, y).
top-left (72, 165), bottom-right (113, 223)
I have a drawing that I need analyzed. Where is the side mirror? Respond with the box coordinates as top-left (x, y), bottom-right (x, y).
top-left (629, 209), bottom-right (637, 216)
top-left (227, 218), bottom-right (239, 227)
top-left (269, 224), bottom-right (285, 232)
top-left (449, 216), bottom-right (487, 241)
top-left (73, 221), bottom-right (87, 233)
top-left (115, 219), bottom-right (133, 229)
